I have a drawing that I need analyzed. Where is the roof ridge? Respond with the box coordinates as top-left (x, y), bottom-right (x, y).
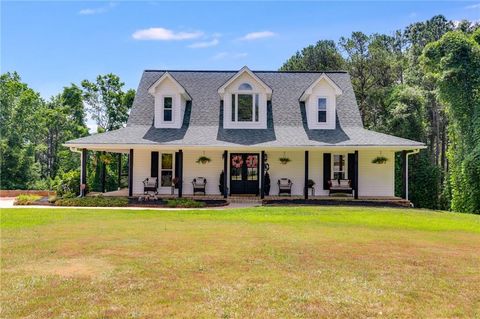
top-left (144, 69), bottom-right (348, 74)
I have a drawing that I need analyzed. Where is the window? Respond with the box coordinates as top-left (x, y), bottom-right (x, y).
top-left (161, 153), bottom-right (173, 186)
top-left (332, 154), bottom-right (347, 180)
top-left (231, 93), bottom-right (259, 122)
top-left (238, 83), bottom-right (252, 90)
top-left (318, 98), bottom-right (327, 123)
top-left (163, 97), bottom-right (173, 122)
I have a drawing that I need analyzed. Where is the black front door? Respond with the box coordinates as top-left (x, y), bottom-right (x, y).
top-left (230, 153), bottom-right (259, 195)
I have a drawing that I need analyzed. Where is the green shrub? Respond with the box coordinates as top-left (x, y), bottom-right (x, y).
top-left (53, 170), bottom-right (81, 197)
top-left (14, 194), bottom-right (42, 205)
top-left (165, 198), bottom-right (206, 208)
top-left (55, 196), bottom-right (128, 207)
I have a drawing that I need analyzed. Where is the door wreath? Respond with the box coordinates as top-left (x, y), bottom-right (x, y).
top-left (232, 155), bottom-right (243, 168)
top-left (246, 155), bottom-right (258, 168)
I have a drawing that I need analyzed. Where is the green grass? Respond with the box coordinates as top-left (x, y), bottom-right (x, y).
top-left (1, 206), bottom-right (479, 318)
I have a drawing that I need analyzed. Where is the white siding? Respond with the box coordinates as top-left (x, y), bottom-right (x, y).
top-left (358, 150), bottom-right (395, 197)
top-left (130, 149), bottom-right (395, 197)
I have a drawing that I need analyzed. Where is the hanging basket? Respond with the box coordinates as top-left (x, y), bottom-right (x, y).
top-left (279, 157), bottom-right (291, 165)
top-left (372, 156), bottom-right (388, 164)
top-left (196, 156), bottom-right (211, 164)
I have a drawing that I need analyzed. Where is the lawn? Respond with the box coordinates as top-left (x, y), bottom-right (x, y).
top-left (1, 206), bottom-right (480, 318)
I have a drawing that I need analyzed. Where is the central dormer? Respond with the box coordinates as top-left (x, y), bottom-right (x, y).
top-left (148, 72), bottom-right (191, 129)
top-left (218, 66), bottom-right (272, 129)
top-left (300, 73), bottom-right (343, 130)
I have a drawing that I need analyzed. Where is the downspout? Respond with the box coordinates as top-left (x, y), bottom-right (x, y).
top-left (406, 149), bottom-right (420, 203)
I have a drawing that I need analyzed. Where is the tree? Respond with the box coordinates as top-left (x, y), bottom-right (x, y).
top-left (81, 74), bottom-right (132, 131)
top-left (422, 30), bottom-right (480, 213)
top-left (280, 40), bottom-right (345, 71)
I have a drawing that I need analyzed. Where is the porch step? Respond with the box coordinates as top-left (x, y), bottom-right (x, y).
top-left (227, 196), bottom-right (263, 205)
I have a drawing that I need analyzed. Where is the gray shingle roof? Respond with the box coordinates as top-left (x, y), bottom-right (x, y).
top-left (66, 70), bottom-right (424, 148)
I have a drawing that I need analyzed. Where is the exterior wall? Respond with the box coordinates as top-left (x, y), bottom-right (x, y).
top-left (358, 150), bottom-right (395, 197)
top-left (131, 149), bottom-right (395, 197)
top-left (153, 76), bottom-right (185, 129)
top-left (306, 79), bottom-right (337, 130)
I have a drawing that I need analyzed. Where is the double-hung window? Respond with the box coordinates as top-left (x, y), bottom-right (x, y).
top-left (163, 97), bottom-right (173, 122)
top-left (318, 97), bottom-right (327, 123)
top-left (161, 153), bottom-right (173, 186)
top-left (332, 154), bottom-right (346, 180)
top-left (231, 83), bottom-right (259, 123)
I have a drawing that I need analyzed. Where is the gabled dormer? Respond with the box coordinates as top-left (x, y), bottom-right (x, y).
top-left (218, 66), bottom-right (272, 129)
top-left (148, 72), bottom-right (191, 129)
top-left (300, 73), bottom-right (343, 130)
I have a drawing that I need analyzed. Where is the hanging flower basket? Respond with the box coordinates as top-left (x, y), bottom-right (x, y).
top-left (372, 156), bottom-right (388, 164)
top-left (279, 157), bottom-right (291, 165)
top-left (231, 155), bottom-right (243, 168)
top-left (196, 156), bottom-right (211, 164)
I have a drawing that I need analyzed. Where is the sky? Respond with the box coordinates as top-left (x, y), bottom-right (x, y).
top-left (2, 1), bottom-right (479, 101)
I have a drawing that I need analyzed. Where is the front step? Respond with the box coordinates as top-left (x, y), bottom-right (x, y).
top-left (227, 196), bottom-right (263, 205)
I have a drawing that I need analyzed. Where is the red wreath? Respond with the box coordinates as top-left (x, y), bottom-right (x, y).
top-left (246, 155), bottom-right (257, 168)
top-left (232, 155), bottom-right (243, 168)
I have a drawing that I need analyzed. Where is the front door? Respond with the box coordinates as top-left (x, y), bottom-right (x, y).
top-left (230, 153), bottom-right (259, 195)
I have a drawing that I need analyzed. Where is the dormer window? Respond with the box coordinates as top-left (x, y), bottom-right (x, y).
top-left (317, 97), bottom-right (327, 123)
top-left (231, 87), bottom-right (260, 123)
top-left (163, 96), bottom-right (173, 122)
top-left (218, 67), bottom-right (272, 129)
top-left (299, 73), bottom-right (342, 130)
top-left (148, 72), bottom-right (191, 129)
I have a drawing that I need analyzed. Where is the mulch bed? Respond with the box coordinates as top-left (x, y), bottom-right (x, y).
top-left (263, 199), bottom-right (411, 208)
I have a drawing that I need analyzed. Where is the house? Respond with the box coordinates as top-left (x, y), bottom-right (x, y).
top-left (65, 66), bottom-right (425, 199)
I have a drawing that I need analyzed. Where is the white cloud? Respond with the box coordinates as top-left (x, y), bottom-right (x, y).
top-left (79, 2), bottom-right (116, 15)
top-left (212, 52), bottom-right (248, 60)
top-left (238, 31), bottom-right (276, 41)
top-left (132, 27), bottom-right (203, 41)
top-left (465, 3), bottom-right (480, 9)
top-left (188, 38), bottom-right (219, 48)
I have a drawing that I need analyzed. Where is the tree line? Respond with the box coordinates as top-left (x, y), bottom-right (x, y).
top-left (281, 15), bottom-right (480, 213)
top-left (0, 73), bottom-right (135, 196)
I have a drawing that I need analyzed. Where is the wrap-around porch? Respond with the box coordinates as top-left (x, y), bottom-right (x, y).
top-left (77, 147), bottom-right (415, 201)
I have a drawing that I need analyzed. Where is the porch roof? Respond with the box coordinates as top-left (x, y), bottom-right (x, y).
top-left (65, 124), bottom-right (424, 149)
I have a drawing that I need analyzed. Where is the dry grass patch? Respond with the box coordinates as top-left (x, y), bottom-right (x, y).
top-left (21, 257), bottom-right (113, 278)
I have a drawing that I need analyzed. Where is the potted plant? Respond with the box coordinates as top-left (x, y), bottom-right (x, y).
top-left (264, 172), bottom-right (271, 195)
top-left (279, 157), bottom-right (291, 165)
top-left (372, 156), bottom-right (388, 164)
top-left (307, 179), bottom-right (315, 188)
top-left (196, 156), bottom-right (211, 164)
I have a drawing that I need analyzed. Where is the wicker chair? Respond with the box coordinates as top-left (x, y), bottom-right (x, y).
top-left (278, 178), bottom-right (293, 196)
top-left (142, 177), bottom-right (158, 195)
top-left (192, 177), bottom-right (207, 195)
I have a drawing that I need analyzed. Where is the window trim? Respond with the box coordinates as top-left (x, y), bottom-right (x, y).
top-left (317, 96), bottom-right (328, 124)
top-left (331, 153), bottom-right (348, 180)
top-left (162, 95), bottom-right (174, 123)
top-left (160, 153), bottom-right (174, 187)
top-left (231, 93), bottom-right (259, 123)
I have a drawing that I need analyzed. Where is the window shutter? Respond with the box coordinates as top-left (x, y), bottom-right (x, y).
top-left (348, 153), bottom-right (355, 185)
top-left (151, 152), bottom-right (159, 178)
top-left (174, 152), bottom-right (180, 189)
top-left (323, 153), bottom-right (331, 189)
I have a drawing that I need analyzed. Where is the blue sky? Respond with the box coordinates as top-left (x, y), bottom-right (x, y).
top-left (2, 1), bottom-right (479, 101)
